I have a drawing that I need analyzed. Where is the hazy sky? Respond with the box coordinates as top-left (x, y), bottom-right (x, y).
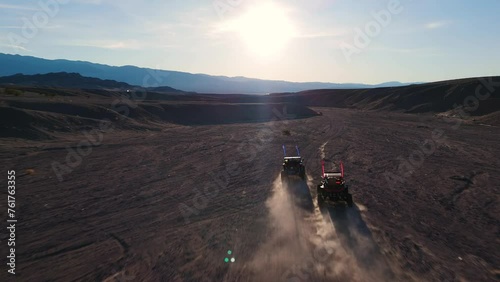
top-left (1, 0), bottom-right (499, 84)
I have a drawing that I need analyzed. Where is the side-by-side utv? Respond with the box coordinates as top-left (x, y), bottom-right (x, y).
top-left (317, 160), bottom-right (353, 207)
top-left (281, 145), bottom-right (306, 183)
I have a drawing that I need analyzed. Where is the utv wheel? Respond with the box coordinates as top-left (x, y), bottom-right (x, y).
top-left (317, 185), bottom-right (325, 207)
top-left (317, 194), bottom-right (325, 209)
top-left (346, 194), bottom-right (354, 207)
top-left (317, 193), bottom-right (323, 203)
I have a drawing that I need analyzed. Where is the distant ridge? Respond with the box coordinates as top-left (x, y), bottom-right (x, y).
top-left (0, 72), bottom-right (185, 93)
top-left (0, 53), bottom-right (416, 94)
top-left (0, 72), bottom-right (133, 90)
top-left (270, 76), bottom-right (500, 121)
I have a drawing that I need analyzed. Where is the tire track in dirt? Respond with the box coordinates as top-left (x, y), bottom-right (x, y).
top-left (246, 176), bottom-right (312, 281)
top-left (242, 115), bottom-right (357, 281)
top-left (315, 114), bottom-right (399, 281)
top-left (242, 120), bottom-right (330, 280)
top-left (246, 112), bottom-right (400, 281)
top-left (246, 175), bottom-right (370, 281)
top-left (320, 142), bottom-right (328, 159)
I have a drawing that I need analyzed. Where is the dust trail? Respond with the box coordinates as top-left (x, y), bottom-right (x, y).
top-left (247, 171), bottom-right (397, 281)
top-left (248, 175), bottom-right (367, 281)
top-left (248, 176), bottom-right (311, 281)
top-left (301, 175), bottom-right (367, 281)
top-left (306, 175), bottom-right (397, 282)
top-left (320, 142), bottom-right (328, 159)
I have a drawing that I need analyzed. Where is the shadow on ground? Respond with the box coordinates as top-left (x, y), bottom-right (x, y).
top-left (324, 203), bottom-right (395, 280)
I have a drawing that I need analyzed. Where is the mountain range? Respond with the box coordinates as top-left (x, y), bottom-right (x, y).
top-left (0, 53), bottom-right (415, 94)
top-left (0, 72), bottom-right (183, 93)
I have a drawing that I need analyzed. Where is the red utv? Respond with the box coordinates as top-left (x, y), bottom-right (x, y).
top-left (317, 160), bottom-right (353, 207)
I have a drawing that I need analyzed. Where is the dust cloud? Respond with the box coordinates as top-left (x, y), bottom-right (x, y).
top-left (247, 175), bottom-right (391, 281)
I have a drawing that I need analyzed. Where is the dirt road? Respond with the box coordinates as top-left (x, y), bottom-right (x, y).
top-left (0, 107), bottom-right (498, 281)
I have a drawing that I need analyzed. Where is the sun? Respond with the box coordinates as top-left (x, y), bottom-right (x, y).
top-left (233, 3), bottom-right (296, 58)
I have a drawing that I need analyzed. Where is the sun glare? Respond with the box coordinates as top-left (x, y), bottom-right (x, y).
top-left (233, 3), bottom-right (296, 58)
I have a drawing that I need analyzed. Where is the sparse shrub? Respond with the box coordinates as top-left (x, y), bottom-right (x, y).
top-left (282, 129), bottom-right (291, 136)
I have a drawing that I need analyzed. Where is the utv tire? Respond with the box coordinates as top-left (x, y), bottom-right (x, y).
top-left (346, 194), bottom-right (354, 207)
top-left (317, 185), bottom-right (325, 208)
top-left (317, 194), bottom-right (325, 209)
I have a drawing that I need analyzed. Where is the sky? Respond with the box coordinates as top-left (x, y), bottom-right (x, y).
top-left (0, 0), bottom-right (499, 84)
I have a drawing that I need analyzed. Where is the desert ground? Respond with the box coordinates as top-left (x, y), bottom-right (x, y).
top-left (0, 82), bottom-right (499, 281)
